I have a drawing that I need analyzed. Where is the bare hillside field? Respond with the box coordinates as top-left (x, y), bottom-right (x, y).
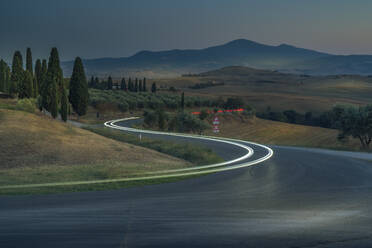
top-left (0, 109), bottom-right (189, 186)
top-left (159, 66), bottom-right (372, 113)
top-left (204, 114), bottom-right (361, 150)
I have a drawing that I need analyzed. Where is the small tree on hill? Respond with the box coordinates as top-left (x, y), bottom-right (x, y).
top-left (333, 105), bottom-right (372, 149)
top-left (143, 78), bottom-right (147, 91)
top-left (128, 78), bottom-right (133, 91)
top-left (181, 92), bottom-right (185, 111)
top-left (94, 77), bottom-right (99, 88)
top-left (151, 82), bottom-right (157, 93)
top-left (121, 78), bottom-right (127, 91)
top-left (139, 80), bottom-right (142, 92)
top-left (88, 76), bottom-right (94, 88)
top-left (107, 76), bottom-right (113, 90)
top-left (134, 78), bottom-right (138, 92)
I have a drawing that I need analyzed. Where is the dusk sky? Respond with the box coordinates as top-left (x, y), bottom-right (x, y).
top-left (1, 0), bottom-right (372, 62)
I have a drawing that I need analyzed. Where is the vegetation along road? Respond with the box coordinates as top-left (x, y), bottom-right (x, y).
top-left (2, 119), bottom-right (372, 247)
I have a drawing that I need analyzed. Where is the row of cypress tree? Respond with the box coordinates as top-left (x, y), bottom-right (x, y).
top-left (117, 77), bottom-right (147, 92)
top-left (0, 48), bottom-right (89, 121)
top-left (88, 76), bottom-right (157, 93)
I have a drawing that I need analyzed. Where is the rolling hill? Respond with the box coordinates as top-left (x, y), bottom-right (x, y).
top-left (158, 66), bottom-right (372, 114)
top-left (61, 39), bottom-right (372, 78)
top-left (204, 114), bottom-right (360, 150)
top-left (0, 107), bottom-right (189, 189)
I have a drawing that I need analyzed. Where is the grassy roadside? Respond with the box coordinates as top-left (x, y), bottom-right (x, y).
top-left (0, 175), bottom-right (199, 195)
top-left (0, 107), bottom-right (205, 195)
top-left (83, 126), bottom-right (223, 165)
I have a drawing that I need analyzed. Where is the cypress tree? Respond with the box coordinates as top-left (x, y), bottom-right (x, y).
top-left (10, 51), bottom-right (23, 95)
top-left (47, 48), bottom-right (63, 92)
top-left (107, 76), bottom-right (113, 90)
top-left (139, 80), bottom-right (142, 92)
top-left (34, 59), bottom-right (42, 95)
top-left (101, 79), bottom-right (108, 90)
top-left (26, 48), bottom-right (33, 74)
top-left (19, 70), bottom-right (33, 99)
top-left (0, 60), bottom-right (10, 93)
top-left (0, 61), bottom-right (5, 93)
top-left (121, 78), bottom-right (127, 91)
top-left (44, 48), bottom-right (63, 111)
top-left (5, 65), bottom-right (11, 94)
top-left (94, 77), bottom-right (99, 89)
top-left (61, 86), bottom-right (68, 122)
top-left (69, 57), bottom-right (89, 116)
top-left (135, 78), bottom-right (138, 92)
top-left (41, 59), bottom-right (47, 75)
top-left (181, 92), bottom-right (185, 111)
top-left (50, 78), bottom-right (58, 118)
top-left (33, 77), bottom-right (38, 97)
top-left (128, 78), bottom-right (132, 91)
top-left (151, 82), bottom-right (157, 93)
top-left (0, 61), bottom-right (4, 93)
top-left (40, 59), bottom-right (48, 109)
top-left (88, 76), bottom-right (94, 88)
top-left (143, 78), bottom-right (147, 91)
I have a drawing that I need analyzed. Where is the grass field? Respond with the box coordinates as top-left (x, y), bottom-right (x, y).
top-left (204, 113), bottom-right (361, 151)
top-left (158, 66), bottom-right (372, 114)
top-left (84, 126), bottom-right (223, 165)
top-left (0, 108), bottom-right (192, 193)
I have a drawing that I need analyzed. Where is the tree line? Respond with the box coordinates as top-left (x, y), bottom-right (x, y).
top-left (0, 48), bottom-right (89, 121)
top-left (88, 76), bottom-right (157, 93)
top-left (89, 89), bottom-right (246, 113)
top-left (144, 109), bottom-right (208, 134)
top-left (189, 81), bottom-right (225, 90)
top-left (256, 107), bottom-right (349, 128)
top-left (257, 105), bottom-right (372, 149)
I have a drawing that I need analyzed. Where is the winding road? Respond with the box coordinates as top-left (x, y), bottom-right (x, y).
top-left (2, 119), bottom-right (372, 247)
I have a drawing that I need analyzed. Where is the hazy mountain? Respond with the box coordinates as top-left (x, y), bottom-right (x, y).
top-left (61, 39), bottom-right (372, 78)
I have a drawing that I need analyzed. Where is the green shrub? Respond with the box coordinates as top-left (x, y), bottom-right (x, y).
top-left (199, 109), bottom-right (209, 120)
top-left (16, 98), bottom-right (37, 113)
top-left (242, 105), bottom-right (256, 118)
top-left (118, 101), bottom-right (129, 112)
top-left (169, 112), bottom-right (208, 134)
top-left (144, 109), bottom-right (158, 126)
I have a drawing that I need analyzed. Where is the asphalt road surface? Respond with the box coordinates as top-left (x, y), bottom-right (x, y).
top-left (1, 120), bottom-right (372, 248)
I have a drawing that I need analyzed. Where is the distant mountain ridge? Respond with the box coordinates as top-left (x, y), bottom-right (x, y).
top-left (61, 39), bottom-right (372, 78)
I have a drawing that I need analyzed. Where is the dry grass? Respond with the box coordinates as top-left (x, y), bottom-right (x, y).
top-left (0, 109), bottom-right (190, 186)
top-left (204, 114), bottom-right (361, 150)
top-left (159, 67), bottom-right (372, 113)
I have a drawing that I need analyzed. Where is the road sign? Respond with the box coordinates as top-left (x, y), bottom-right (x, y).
top-left (213, 116), bottom-right (220, 133)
